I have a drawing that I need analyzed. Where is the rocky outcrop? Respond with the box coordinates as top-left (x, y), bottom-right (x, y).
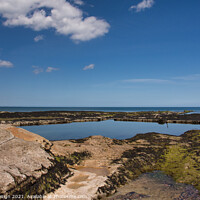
top-left (50, 131), bottom-right (200, 199)
top-left (1, 125), bottom-right (200, 199)
top-left (0, 125), bottom-right (71, 198)
top-left (94, 131), bottom-right (200, 199)
top-left (4, 125), bottom-right (51, 149)
top-left (0, 110), bottom-right (200, 126)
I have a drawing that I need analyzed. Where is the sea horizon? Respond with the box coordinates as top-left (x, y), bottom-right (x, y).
top-left (0, 106), bottom-right (200, 113)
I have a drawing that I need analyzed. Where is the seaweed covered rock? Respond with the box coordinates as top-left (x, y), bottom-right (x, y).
top-left (1, 110), bottom-right (200, 126)
top-left (0, 125), bottom-right (71, 198)
top-left (159, 130), bottom-right (200, 190)
top-left (96, 131), bottom-right (200, 198)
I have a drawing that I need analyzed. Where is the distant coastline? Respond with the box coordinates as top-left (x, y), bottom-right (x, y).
top-left (0, 106), bottom-right (200, 113)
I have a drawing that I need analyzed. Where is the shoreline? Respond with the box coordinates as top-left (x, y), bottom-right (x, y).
top-left (1, 110), bottom-right (200, 126)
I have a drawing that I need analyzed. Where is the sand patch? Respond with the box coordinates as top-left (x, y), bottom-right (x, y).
top-left (75, 166), bottom-right (110, 176)
top-left (70, 174), bottom-right (89, 182)
top-left (44, 168), bottom-right (108, 200)
top-left (67, 183), bottom-right (86, 189)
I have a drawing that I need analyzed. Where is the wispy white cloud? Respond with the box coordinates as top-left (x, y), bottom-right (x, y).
top-left (130, 0), bottom-right (154, 12)
top-left (94, 74), bottom-right (200, 89)
top-left (173, 74), bottom-right (200, 81)
top-left (32, 66), bottom-right (43, 74)
top-left (34, 35), bottom-right (44, 42)
top-left (123, 74), bottom-right (200, 84)
top-left (46, 67), bottom-right (59, 72)
top-left (0, 0), bottom-right (110, 42)
top-left (73, 0), bottom-right (84, 6)
top-left (33, 66), bottom-right (59, 74)
top-left (83, 64), bottom-right (95, 70)
top-left (0, 60), bottom-right (13, 68)
top-left (123, 78), bottom-right (171, 83)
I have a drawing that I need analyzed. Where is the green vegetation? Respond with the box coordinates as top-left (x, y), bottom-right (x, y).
top-left (159, 144), bottom-right (200, 190)
top-left (183, 110), bottom-right (193, 113)
top-left (181, 130), bottom-right (200, 142)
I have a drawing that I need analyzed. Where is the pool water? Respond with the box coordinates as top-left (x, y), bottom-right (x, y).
top-left (22, 120), bottom-right (200, 141)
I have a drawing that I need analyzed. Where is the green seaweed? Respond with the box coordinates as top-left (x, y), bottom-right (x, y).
top-left (97, 131), bottom-right (200, 198)
top-left (159, 144), bottom-right (200, 190)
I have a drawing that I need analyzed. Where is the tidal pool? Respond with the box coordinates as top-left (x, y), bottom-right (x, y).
top-left (22, 120), bottom-right (200, 141)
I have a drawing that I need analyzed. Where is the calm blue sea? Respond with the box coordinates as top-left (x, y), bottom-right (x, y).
top-left (0, 107), bottom-right (200, 112)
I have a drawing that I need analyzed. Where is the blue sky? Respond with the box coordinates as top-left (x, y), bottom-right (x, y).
top-left (0, 0), bottom-right (200, 107)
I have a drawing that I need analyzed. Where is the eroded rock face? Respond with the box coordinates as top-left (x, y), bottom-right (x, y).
top-left (4, 125), bottom-right (52, 149)
top-left (0, 125), bottom-right (71, 197)
top-left (0, 126), bottom-right (53, 194)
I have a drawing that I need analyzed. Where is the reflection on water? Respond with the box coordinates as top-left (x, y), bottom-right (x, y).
top-left (23, 120), bottom-right (200, 141)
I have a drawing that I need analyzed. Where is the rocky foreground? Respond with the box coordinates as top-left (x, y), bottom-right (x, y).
top-left (0, 110), bottom-right (200, 126)
top-left (0, 125), bottom-right (200, 199)
top-left (0, 125), bottom-right (72, 199)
